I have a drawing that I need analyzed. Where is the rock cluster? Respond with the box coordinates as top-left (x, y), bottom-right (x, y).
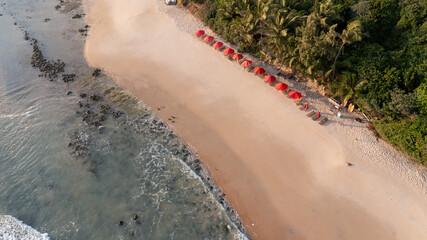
top-left (30, 39), bottom-right (65, 80)
top-left (62, 73), bottom-right (75, 82)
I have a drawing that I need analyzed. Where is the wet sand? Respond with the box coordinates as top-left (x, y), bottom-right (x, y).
top-left (83, 0), bottom-right (427, 239)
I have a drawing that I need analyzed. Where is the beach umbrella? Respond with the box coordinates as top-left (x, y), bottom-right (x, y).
top-left (275, 82), bottom-right (288, 90)
top-left (195, 30), bottom-right (205, 37)
top-left (265, 75), bottom-right (277, 83)
top-left (254, 67), bottom-right (266, 75)
top-left (241, 60), bottom-right (253, 67)
top-left (204, 36), bottom-right (214, 42)
top-left (232, 54), bottom-right (243, 61)
top-left (317, 112), bottom-right (321, 119)
top-left (305, 103), bottom-right (309, 110)
top-left (213, 42), bottom-right (223, 49)
top-left (224, 48), bottom-right (235, 55)
top-left (289, 91), bottom-right (302, 99)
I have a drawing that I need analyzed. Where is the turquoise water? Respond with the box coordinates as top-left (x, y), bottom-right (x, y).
top-left (0, 1), bottom-right (244, 239)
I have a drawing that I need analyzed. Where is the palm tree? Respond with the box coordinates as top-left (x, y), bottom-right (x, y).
top-left (336, 72), bottom-right (368, 105)
top-left (230, 0), bottom-right (272, 49)
top-left (295, 0), bottom-right (340, 77)
top-left (260, 9), bottom-right (302, 60)
top-left (331, 20), bottom-right (362, 81)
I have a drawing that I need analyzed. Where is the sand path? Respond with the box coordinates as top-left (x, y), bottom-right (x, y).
top-left (83, 1), bottom-right (427, 239)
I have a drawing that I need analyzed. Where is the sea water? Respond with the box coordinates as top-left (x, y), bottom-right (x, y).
top-left (0, 0), bottom-right (244, 239)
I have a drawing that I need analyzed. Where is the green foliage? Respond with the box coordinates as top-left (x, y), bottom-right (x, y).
top-left (389, 88), bottom-right (419, 116)
top-left (374, 117), bottom-right (427, 165)
top-left (188, 0), bottom-right (427, 163)
top-left (416, 81), bottom-right (427, 115)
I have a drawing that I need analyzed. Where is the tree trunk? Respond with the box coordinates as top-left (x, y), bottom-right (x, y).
top-left (332, 41), bottom-right (345, 81)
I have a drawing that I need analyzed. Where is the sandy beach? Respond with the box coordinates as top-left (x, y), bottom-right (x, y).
top-left (84, 0), bottom-right (427, 239)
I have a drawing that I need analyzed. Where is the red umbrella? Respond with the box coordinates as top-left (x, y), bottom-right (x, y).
top-left (305, 103), bottom-right (309, 110)
top-left (195, 30), bottom-right (205, 37)
top-left (224, 48), bottom-right (235, 55)
top-left (254, 67), bottom-right (266, 75)
top-left (275, 82), bottom-right (288, 90)
top-left (213, 42), bottom-right (223, 49)
top-left (232, 54), bottom-right (243, 61)
top-left (241, 60), bottom-right (253, 67)
top-left (289, 91), bottom-right (302, 99)
top-left (204, 36), bottom-right (214, 42)
top-left (265, 75), bottom-right (277, 83)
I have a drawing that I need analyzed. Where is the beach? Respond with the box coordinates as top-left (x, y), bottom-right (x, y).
top-left (84, 0), bottom-right (427, 239)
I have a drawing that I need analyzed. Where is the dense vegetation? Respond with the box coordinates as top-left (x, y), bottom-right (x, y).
top-left (186, 0), bottom-right (427, 164)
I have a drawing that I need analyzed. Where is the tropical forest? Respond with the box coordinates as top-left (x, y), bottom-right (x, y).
top-left (185, 0), bottom-right (427, 164)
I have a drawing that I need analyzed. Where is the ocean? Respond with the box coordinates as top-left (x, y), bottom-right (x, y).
top-left (0, 0), bottom-right (245, 239)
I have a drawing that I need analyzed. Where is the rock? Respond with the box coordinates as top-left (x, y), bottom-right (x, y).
top-left (118, 220), bottom-right (124, 226)
top-left (44, 18), bottom-right (51, 22)
top-left (79, 93), bottom-right (87, 98)
top-left (129, 231), bottom-right (135, 236)
top-left (72, 14), bottom-right (82, 19)
top-left (346, 162), bottom-right (353, 166)
top-left (54, 5), bottom-right (61, 10)
top-left (89, 94), bottom-right (101, 101)
top-left (99, 104), bottom-right (110, 113)
top-left (66, 91), bottom-right (72, 95)
top-left (133, 214), bottom-right (138, 220)
top-left (135, 220), bottom-right (141, 225)
top-left (92, 69), bottom-right (101, 77)
top-left (30, 40), bottom-right (65, 80)
top-left (62, 74), bottom-right (76, 82)
top-left (98, 126), bottom-right (104, 133)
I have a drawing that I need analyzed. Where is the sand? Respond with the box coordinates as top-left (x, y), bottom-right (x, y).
top-left (83, 0), bottom-right (427, 239)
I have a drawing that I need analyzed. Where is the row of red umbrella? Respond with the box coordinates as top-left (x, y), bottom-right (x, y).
top-left (196, 29), bottom-right (302, 99)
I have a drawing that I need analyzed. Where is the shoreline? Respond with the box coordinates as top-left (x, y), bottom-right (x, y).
top-left (1, 0), bottom-right (247, 238)
top-left (83, 0), bottom-right (427, 239)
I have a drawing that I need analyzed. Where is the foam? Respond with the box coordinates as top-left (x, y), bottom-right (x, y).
top-left (0, 215), bottom-right (50, 240)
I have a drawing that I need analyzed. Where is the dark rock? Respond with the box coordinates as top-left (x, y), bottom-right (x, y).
top-left (92, 69), bottom-right (101, 77)
top-left (72, 14), bottom-right (82, 19)
top-left (129, 231), bottom-right (135, 237)
top-left (66, 91), bottom-right (72, 95)
top-left (112, 111), bottom-right (124, 118)
top-left (99, 104), bottom-right (110, 113)
top-left (133, 214), bottom-right (138, 220)
top-left (62, 74), bottom-right (76, 82)
top-left (118, 220), bottom-right (124, 226)
top-left (44, 18), bottom-right (51, 22)
top-left (89, 94), bottom-right (101, 101)
top-left (30, 39), bottom-right (65, 80)
top-left (54, 5), bottom-right (61, 10)
top-left (79, 93), bottom-right (87, 98)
